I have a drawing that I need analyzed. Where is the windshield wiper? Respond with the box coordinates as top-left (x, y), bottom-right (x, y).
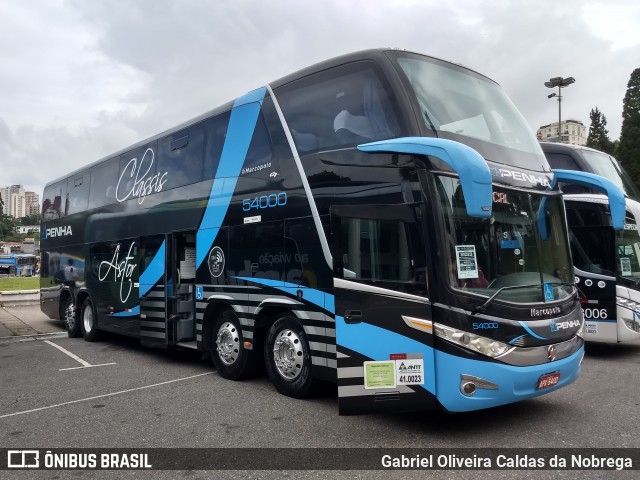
top-left (472, 284), bottom-right (538, 314)
top-left (472, 282), bottom-right (578, 314)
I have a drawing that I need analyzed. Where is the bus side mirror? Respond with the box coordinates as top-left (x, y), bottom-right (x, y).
top-left (358, 137), bottom-right (492, 218)
top-left (551, 169), bottom-right (626, 230)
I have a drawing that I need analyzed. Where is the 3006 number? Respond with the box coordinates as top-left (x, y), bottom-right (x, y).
top-left (582, 308), bottom-right (608, 320)
top-left (242, 192), bottom-right (287, 211)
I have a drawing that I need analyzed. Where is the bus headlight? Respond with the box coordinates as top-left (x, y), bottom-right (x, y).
top-left (434, 324), bottom-right (512, 358)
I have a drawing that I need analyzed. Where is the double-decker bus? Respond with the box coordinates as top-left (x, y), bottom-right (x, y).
top-left (542, 142), bottom-right (640, 343)
top-left (40, 49), bottom-right (625, 415)
top-left (0, 254), bottom-right (38, 276)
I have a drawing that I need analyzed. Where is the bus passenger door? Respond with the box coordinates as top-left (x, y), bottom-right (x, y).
top-left (139, 235), bottom-right (169, 347)
top-left (167, 232), bottom-right (197, 346)
top-left (330, 204), bottom-right (436, 415)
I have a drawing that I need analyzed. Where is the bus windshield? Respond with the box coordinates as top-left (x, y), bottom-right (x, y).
top-left (437, 176), bottom-right (574, 303)
top-left (580, 150), bottom-right (640, 200)
top-left (617, 226), bottom-right (640, 283)
top-left (393, 52), bottom-right (547, 170)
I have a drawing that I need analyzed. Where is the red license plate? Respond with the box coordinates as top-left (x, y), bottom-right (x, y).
top-left (537, 372), bottom-right (561, 390)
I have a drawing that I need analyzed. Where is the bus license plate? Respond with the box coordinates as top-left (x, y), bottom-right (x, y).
top-left (537, 372), bottom-right (560, 390)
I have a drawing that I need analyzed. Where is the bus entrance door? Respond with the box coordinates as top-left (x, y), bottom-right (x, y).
top-left (139, 235), bottom-right (169, 347)
top-left (330, 204), bottom-right (436, 415)
top-left (167, 232), bottom-right (197, 346)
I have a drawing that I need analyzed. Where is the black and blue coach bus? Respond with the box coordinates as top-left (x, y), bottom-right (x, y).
top-left (542, 142), bottom-right (640, 343)
top-left (40, 49), bottom-right (625, 414)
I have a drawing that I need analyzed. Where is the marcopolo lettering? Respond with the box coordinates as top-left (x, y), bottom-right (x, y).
top-left (530, 306), bottom-right (561, 317)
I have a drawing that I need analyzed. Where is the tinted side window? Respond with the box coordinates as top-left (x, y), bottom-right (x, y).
top-left (117, 142), bottom-right (159, 203)
top-left (88, 159), bottom-right (119, 209)
top-left (243, 115), bottom-right (273, 169)
top-left (545, 152), bottom-right (580, 171)
top-left (340, 217), bottom-right (412, 282)
top-left (203, 111), bottom-right (231, 179)
top-left (67, 174), bottom-right (90, 215)
top-left (276, 62), bottom-right (402, 153)
top-left (42, 180), bottom-right (68, 219)
top-left (157, 123), bottom-right (206, 189)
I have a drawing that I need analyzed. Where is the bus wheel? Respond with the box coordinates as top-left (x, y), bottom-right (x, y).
top-left (80, 297), bottom-right (100, 342)
top-left (264, 315), bottom-right (316, 398)
top-left (63, 297), bottom-right (81, 338)
top-left (210, 308), bottom-right (256, 380)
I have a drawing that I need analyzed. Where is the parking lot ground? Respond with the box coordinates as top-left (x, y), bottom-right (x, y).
top-left (0, 304), bottom-right (63, 337)
top-left (0, 331), bottom-right (639, 478)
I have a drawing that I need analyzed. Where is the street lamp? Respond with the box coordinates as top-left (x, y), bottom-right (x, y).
top-left (544, 76), bottom-right (575, 142)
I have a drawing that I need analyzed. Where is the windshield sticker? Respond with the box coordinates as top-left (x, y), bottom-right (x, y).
top-left (621, 257), bottom-right (632, 276)
top-left (455, 245), bottom-right (478, 279)
top-left (363, 361), bottom-right (396, 389)
top-left (543, 282), bottom-right (555, 302)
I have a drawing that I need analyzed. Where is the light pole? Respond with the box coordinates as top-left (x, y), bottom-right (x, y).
top-left (545, 76), bottom-right (575, 142)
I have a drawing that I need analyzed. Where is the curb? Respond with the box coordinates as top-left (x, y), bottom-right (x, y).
top-left (0, 331), bottom-right (67, 345)
top-left (0, 289), bottom-right (39, 307)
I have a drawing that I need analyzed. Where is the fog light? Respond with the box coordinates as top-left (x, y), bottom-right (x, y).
top-left (461, 382), bottom-right (477, 396)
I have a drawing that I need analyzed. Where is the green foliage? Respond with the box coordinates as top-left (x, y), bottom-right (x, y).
top-left (618, 68), bottom-right (640, 188)
top-left (586, 107), bottom-right (615, 154)
top-left (20, 214), bottom-right (41, 226)
top-left (0, 214), bottom-right (16, 240)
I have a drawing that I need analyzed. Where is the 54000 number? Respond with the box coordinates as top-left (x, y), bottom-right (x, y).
top-left (242, 192), bottom-right (287, 211)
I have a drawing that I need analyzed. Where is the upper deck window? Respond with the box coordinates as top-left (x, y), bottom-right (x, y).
top-left (276, 62), bottom-right (402, 154)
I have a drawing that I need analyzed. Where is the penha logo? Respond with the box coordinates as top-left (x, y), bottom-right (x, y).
top-left (44, 225), bottom-right (73, 239)
top-left (550, 319), bottom-right (580, 333)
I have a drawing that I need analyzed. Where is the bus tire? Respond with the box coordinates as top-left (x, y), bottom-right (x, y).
top-left (210, 308), bottom-right (256, 380)
top-left (62, 296), bottom-right (81, 338)
top-left (80, 297), bottom-right (100, 342)
top-left (264, 314), bottom-right (316, 398)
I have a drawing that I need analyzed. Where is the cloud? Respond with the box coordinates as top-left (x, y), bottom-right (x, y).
top-left (1, 0), bottom-right (639, 197)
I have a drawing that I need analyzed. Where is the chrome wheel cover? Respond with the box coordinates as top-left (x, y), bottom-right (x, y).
top-left (272, 328), bottom-right (304, 381)
top-left (64, 302), bottom-right (75, 330)
top-left (216, 321), bottom-right (240, 366)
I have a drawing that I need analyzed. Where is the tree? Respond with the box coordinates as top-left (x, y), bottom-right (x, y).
top-left (618, 68), bottom-right (640, 188)
top-left (586, 107), bottom-right (615, 154)
top-left (20, 213), bottom-right (41, 226)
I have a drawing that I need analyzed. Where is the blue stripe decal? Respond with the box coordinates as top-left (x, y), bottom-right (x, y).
top-left (139, 240), bottom-right (166, 298)
top-left (109, 306), bottom-right (140, 317)
top-left (196, 87), bottom-right (267, 268)
top-left (508, 334), bottom-right (527, 345)
top-left (232, 276), bottom-right (334, 313)
top-left (336, 315), bottom-right (436, 394)
top-left (518, 321), bottom-right (548, 340)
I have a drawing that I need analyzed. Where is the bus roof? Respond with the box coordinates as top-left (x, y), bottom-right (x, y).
top-left (44, 48), bottom-right (498, 190)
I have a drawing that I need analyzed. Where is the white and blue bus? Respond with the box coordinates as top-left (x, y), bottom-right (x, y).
top-left (542, 142), bottom-right (640, 343)
top-left (40, 49), bottom-right (625, 414)
top-left (0, 254), bottom-right (37, 277)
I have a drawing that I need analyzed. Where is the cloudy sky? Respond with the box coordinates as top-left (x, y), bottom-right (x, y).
top-left (1, 0), bottom-right (639, 198)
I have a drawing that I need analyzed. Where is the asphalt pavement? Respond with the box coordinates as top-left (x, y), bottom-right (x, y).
top-left (0, 303), bottom-right (64, 339)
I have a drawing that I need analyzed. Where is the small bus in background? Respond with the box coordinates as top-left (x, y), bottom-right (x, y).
top-left (542, 142), bottom-right (640, 343)
top-left (0, 253), bottom-right (38, 277)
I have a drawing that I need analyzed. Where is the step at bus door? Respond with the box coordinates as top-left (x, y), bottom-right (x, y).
top-left (139, 235), bottom-right (169, 347)
top-left (169, 232), bottom-right (197, 344)
top-left (330, 204), bottom-right (436, 415)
